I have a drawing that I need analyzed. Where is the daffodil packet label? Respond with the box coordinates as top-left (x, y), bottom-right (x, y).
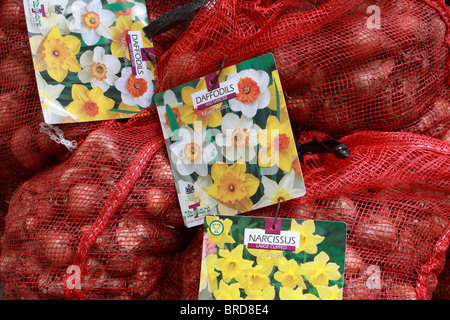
top-left (198, 215), bottom-right (347, 300)
top-left (155, 53), bottom-right (306, 228)
top-left (191, 76), bottom-right (239, 110)
top-left (23, 0), bottom-right (156, 124)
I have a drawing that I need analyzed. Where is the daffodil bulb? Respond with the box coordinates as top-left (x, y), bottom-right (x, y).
top-left (115, 67), bottom-right (154, 108)
top-left (215, 113), bottom-right (260, 163)
top-left (69, 0), bottom-right (115, 46)
top-left (78, 46), bottom-right (121, 92)
top-left (227, 69), bottom-right (271, 118)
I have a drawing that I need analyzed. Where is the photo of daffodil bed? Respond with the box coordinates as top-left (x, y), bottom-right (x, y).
top-left (25, 0), bottom-right (155, 124)
top-left (199, 216), bottom-right (347, 300)
top-left (155, 54), bottom-right (306, 228)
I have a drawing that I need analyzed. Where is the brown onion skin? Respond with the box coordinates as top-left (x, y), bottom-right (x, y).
top-left (71, 129), bottom-right (122, 166)
top-left (105, 251), bottom-right (140, 277)
top-left (10, 126), bottom-right (49, 171)
top-left (145, 186), bottom-right (171, 217)
top-left (344, 246), bottom-right (365, 276)
top-left (66, 183), bottom-right (101, 220)
top-left (40, 229), bottom-right (75, 267)
top-left (0, 94), bottom-right (17, 132)
top-left (354, 216), bottom-right (399, 252)
top-left (37, 269), bottom-right (66, 299)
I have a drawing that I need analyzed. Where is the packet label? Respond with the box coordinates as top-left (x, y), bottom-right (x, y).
top-left (199, 215), bottom-right (347, 300)
top-left (126, 30), bottom-right (149, 79)
top-left (191, 77), bottom-right (239, 110)
top-left (244, 228), bottom-right (300, 251)
top-left (23, 0), bottom-right (156, 124)
top-left (155, 53), bottom-right (306, 228)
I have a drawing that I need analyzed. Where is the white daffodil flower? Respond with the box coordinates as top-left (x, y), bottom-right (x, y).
top-left (35, 71), bottom-right (78, 123)
top-left (215, 113), bottom-right (260, 163)
top-left (253, 170), bottom-right (306, 209)
top-left (69, 0), bottom-right (115, 46)
top-left (157, 90), bottom-right (183, 140)
top-left (115, 67), bottom-right (154, 108)
top-left (106, 0), bottom-right (148, 21)
top-left (170, 125), bottom-right (217, 177)
top-left (78, 46), bottom-right (121, 92)
top-left (227, 69), bottom-right (271, 118)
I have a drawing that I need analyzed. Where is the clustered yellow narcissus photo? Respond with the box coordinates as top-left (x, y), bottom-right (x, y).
top-left (200, 216), bottom-right (344, 300)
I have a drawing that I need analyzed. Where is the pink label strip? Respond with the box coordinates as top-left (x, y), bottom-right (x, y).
top-left (197, 94), bottom-right (236, 111)
top-left (125, 34), bottom-right (137, 75)
top-left (247, 243), bottom-right (296, 251)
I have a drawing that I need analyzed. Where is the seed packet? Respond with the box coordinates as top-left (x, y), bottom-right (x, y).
top-left (23, 0), bottom-right (156, 124)
top-left (154, 53), bottom-right (306, 228)
top-left (198, 215), bottom-right (347, 300)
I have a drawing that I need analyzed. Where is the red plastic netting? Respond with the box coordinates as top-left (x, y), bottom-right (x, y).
top-left (0, 13), bottom-right (102, 236)
top-left (0, 0), bottom-right (193, 242)
top-left (1, 0), bottom-right (450, 301)
top-left (0, 3), bottom-right (108, 176)
top-left (162, 130), bottom-right (450, 300)
top-left (0, 110), bottom-right (195, 300)
top-left (155, 0), bottom-right (450, 138)
top-left (433, 249), bottom-right (450, 299)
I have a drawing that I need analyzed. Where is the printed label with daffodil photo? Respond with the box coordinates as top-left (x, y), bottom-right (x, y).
top-left (155, 53), bottom-right (306, 228)
top-left (23, 0), bottom-right (156, 124)
top-left (199, 215), bottom-right (347, 300)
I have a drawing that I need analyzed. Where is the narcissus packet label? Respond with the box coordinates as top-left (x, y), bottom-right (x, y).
top-left (198, 215), bottom-right (347, 300)
top-left (155, 53), bottom-right (306, 228)
top-left (23, 0), bottom-right (156, 124)
top-left (244, 228), bottom-right (300, 251)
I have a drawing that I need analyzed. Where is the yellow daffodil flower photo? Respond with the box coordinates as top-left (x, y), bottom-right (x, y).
top-left (199, 215), bottom-right (347, 301)
top-left (33, 25), bottom-right (82, 83)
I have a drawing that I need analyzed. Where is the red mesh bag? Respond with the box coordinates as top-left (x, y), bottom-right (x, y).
top-left (0, 0), bottom-right (197, 217)
top-left (0, 0), bottom-right (201, 249)
top-left (0, 6), bottom-right (105, 175)
top-left (159, 227), bottom-right (204, 300)
top-left (0, 110), bottom-right (195, 300)
top-left (155, 0), bottom-right (450, 138)
top-left (0, 4), bottom-right (112, 240)
top-left (433, 249), bottom-right (450, 299)
top-left (163, 130), bottom-right (450, 300)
